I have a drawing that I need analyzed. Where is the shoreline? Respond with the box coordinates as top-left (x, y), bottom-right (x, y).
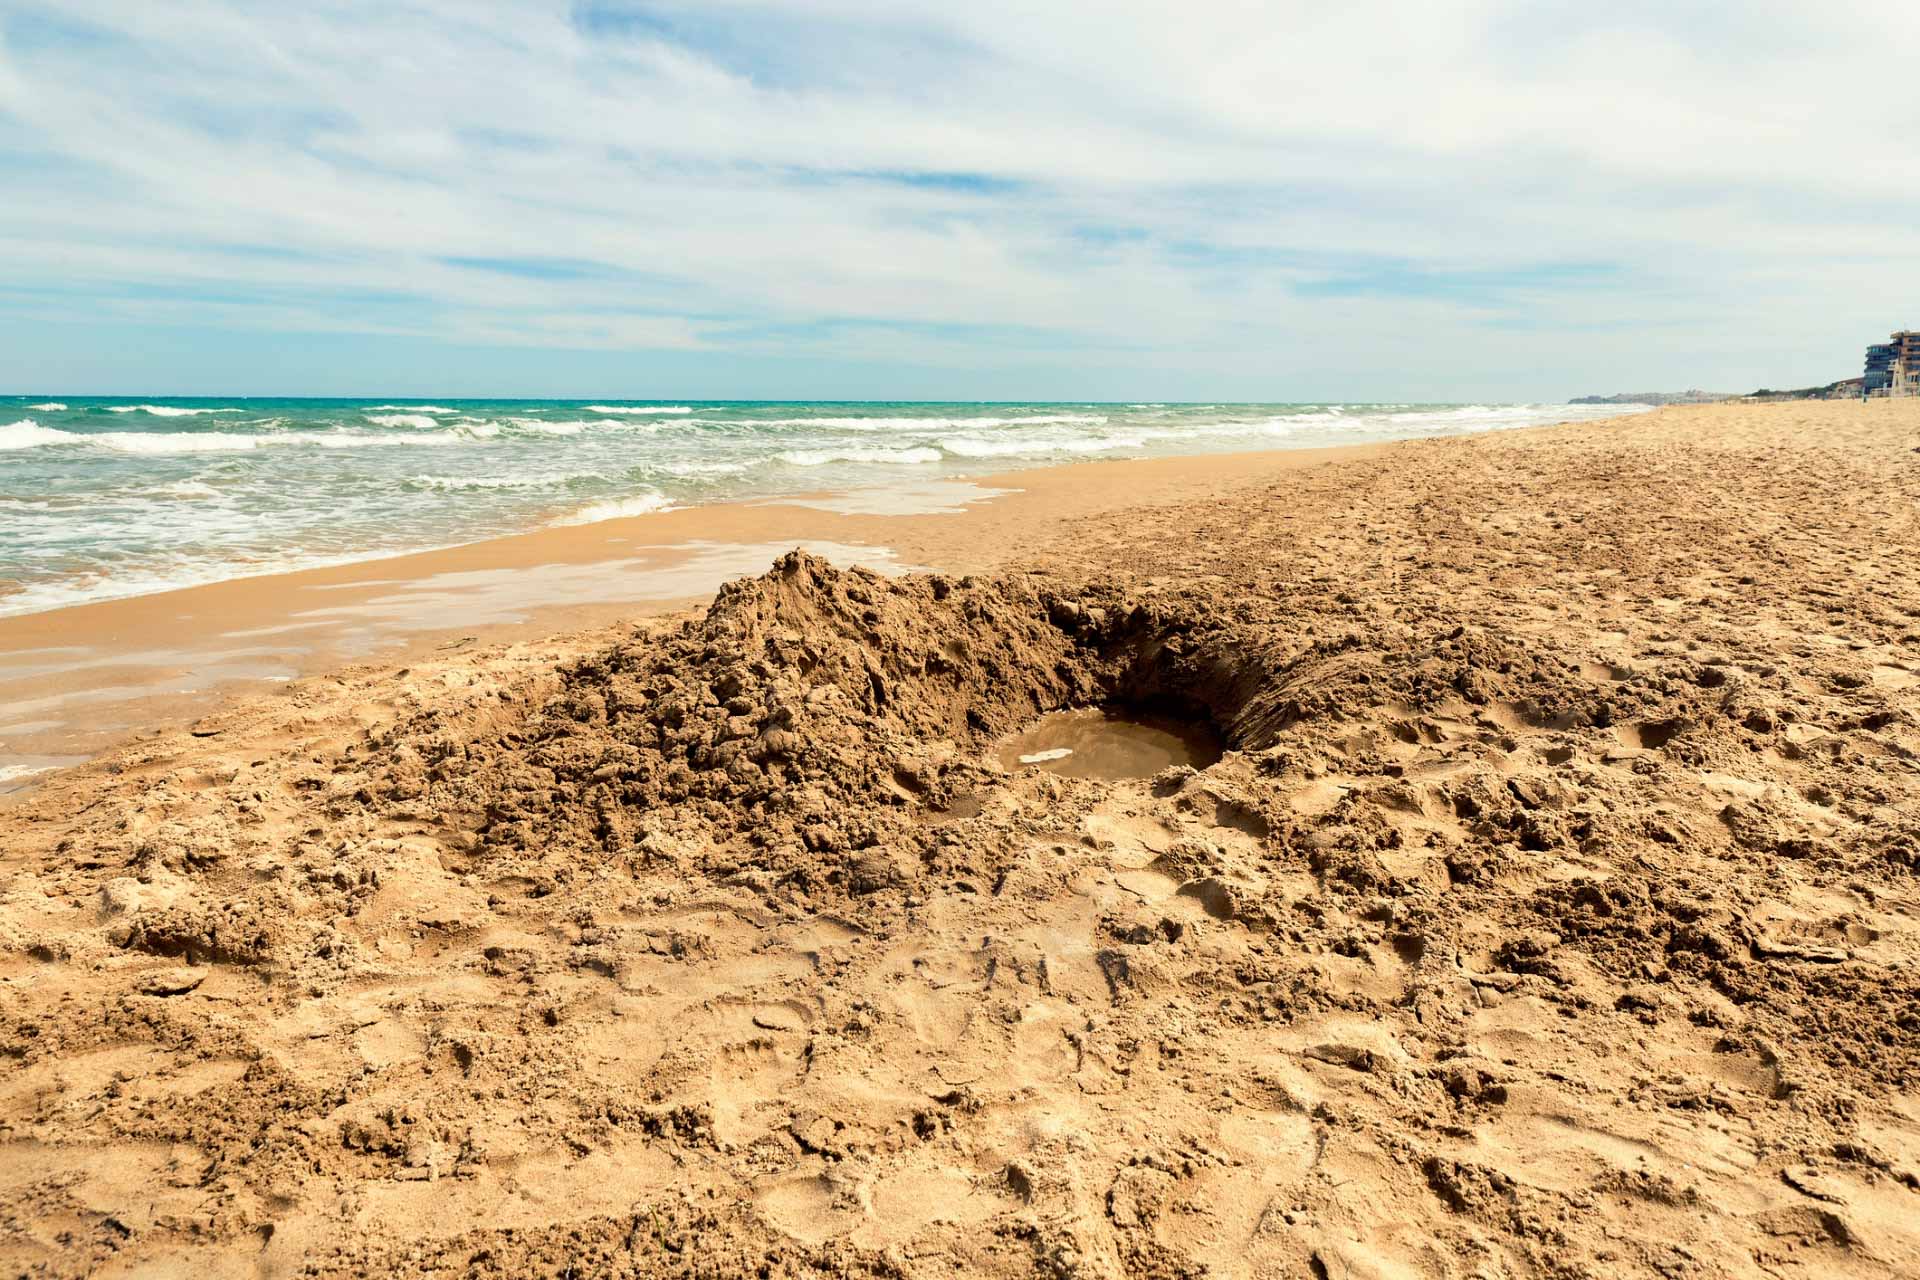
top-left (1, 398), bottom-right (1651, 623)
top-left (2, 438), bottom-right (1399, 791)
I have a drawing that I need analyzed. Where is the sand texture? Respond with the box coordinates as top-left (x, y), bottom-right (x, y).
top-left (2, 400), bottom-right (1918, 1277)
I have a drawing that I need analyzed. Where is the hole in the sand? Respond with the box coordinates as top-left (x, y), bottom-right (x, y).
top-left (996, 707), bottom-right (1224, 780)
top-left (1632, 717), bottom-right (1687, 750)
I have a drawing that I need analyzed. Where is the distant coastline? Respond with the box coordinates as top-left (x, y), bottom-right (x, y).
top-left (1569, 389), bottom-right (1729, 406)
top-left (1575, 375), bottom-right (1876, 404)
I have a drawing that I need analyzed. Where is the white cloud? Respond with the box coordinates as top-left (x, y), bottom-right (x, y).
top-left (0, 0), bottom-right (1913, 395)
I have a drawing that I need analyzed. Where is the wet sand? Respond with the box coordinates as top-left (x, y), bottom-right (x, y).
top-left (2, 399), bottom-right (1918, 1278)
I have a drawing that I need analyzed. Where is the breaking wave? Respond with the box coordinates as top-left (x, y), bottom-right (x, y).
top-left (405, 470), bottom-right (605, 492)
top-left (550, 491), bottom-right (675, 526)
top-left (776, 446), bottom-right (944, 467)
top-left (938, 433), bottom-right (1146, 458)
top-left (0, 420), bottom-right (75, 450)
top-left (583, 405), bottom-right (694, 415)
top-left (759, 414), bottom-right (1108, 431)
top-left (104, 405), bottom-right (246, 417)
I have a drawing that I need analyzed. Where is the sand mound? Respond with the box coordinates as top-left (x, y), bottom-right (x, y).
top-left (4, 403), bottom-right (1920, 1277)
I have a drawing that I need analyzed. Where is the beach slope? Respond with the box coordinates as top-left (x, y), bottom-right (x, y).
top-left (2, 400), bottom-right (1917, 1277)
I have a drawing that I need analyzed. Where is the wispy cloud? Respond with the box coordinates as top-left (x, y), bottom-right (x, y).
top-left (0, 0), bottom-right (1913, 397)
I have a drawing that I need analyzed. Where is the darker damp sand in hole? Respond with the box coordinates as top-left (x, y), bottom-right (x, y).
top-left (995, 707), bottom-right (1224, 780)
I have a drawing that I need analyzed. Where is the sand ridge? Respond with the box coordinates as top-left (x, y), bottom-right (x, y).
top-left (1, 400), bottom-right (1917, 1277)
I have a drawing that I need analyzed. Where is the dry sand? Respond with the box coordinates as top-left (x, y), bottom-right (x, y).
top-left (2, 399), bottom-right (1918, 1277)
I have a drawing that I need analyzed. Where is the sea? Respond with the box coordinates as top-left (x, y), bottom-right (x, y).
top-left (0, 398), bottom-right (1645, 617)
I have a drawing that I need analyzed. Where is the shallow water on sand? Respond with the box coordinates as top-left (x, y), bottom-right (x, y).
top-left (997, 708), bottom-right (1224, 780)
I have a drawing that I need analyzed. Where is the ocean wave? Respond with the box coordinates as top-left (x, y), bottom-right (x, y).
top-left (776, 446), bottom-right (943, 467)
top-left (583, 405), bottom-right (694, 415)
top-left (0, 546), bottom-right (449, 618)
top-left (148, 480), bottom-right (226, 500)
top-left (758, 414), bottom-right (1108, 431)
top-left (26, 402), bottom-right (67, 411)
top-left (105, 405), bottom-right (246, 417)
top-left (92, 430), bottom-right (267, 454)
top-left (441, 418), bottom-right (505, 438)
top-left (503, 417), bottom-right (643, 436)
top-left (656, 460), bottom-right (750, 478)
top-left (313, 430), bottom-right (469, 449)
top-left (405, 470), bottom-right (604, 492)
top-left (550, 491), bottom-right (674, 526)
top-left (938, 433), bottom-right (1145, 458)
top-left (83, 429), bottom-right (471, 455)
top-left (364, 413), bottom-right (444, 430)
top-left (1254, 412), bottom-right (1344, 431)
top-left (1383, 405), bottom-right (1535, 425)
top-left (365, 404), bottom-right (458, 413)
top-left (0, 420), bottom-right (77, 450)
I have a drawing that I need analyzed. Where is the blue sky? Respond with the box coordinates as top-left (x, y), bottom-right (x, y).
top-left (0, 0), bottom-right (1914, 400)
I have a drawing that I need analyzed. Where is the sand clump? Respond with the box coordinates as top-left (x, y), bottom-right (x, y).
top-left (1, 400), bottom-right (1919, 1277)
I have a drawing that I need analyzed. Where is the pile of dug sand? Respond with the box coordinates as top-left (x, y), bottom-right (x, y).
top-left (2, 400), bottom-right (1918, 1278)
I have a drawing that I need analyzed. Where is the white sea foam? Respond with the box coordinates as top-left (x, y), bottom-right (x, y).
top-left (776, 446), bottom-right (943, 467)
top-left (26, 402), bottom-right (67, 411)
top-left (0, 420), bottom-right (77, 450)
top-left (758, 414), bottom-right (1107, 431)
top-left (105, 405), bottom-right (246, 417)
top-left (92, 431), bottom-right (264, 454)
top-left (313, 430), bottom-right (465, 449)
top-left (550, 491), bottom-right (675, 526)
top-left (938, 434), bottom-right (1145, 458)
top-left (1383, 404), bottom-right (1536, 426)
top-left (447, 420), bottom-right (502, 439)
top-left (406, 470), bottom-right (603, 492)
top-left (583, 405), bottom-right (694, 415)
top-left (149, 480), bottom-right (225, 500)
top-left (503, 417), bottom-right (640, 436)
top-left (0, 545), bottom-right (457, 618)
top-left (364, 413), bottom-right (443, 430)
top-left (1253, 412), bottom-right (1344, 433)
top-left (83, 429), bottom-right (465, 455)
top-left (657, 460), bottom-right (750, 477)
top-left (365, 404), bottom-right (458, 413)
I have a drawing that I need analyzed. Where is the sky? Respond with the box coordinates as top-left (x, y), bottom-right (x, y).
top-left (0, 1), bottom-right (1914, 401)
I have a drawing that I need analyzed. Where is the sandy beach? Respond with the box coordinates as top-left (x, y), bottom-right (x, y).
top-left (3, 399), bottom-right (1918, 1276)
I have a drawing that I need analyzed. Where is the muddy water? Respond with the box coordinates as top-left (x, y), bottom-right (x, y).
top-left (996, 707), bottom-right (1223, 780)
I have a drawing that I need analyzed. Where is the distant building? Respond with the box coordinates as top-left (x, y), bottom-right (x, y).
top-left (1866, 331), bottom-right (1920, 397)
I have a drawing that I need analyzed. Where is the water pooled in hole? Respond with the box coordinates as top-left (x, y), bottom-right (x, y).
top-left (996, 707), bottom-right (1223, 780)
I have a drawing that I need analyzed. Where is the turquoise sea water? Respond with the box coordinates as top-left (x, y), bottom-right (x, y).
top-left (0, 398), bottom-right (1644, 615)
